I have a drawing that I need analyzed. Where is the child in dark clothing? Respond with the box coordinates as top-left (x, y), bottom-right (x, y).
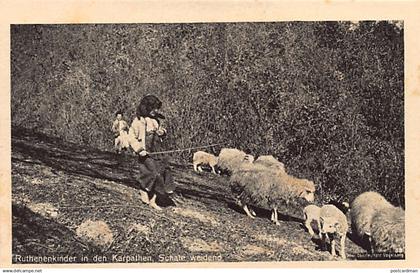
top-left (128, 95), bottom-right (174, 210)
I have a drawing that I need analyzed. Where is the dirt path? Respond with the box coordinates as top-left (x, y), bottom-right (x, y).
top-left (11, 128), bottom-right (366, 263)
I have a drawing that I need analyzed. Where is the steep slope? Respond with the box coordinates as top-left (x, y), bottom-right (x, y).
top-left (11, 128), bottom-right (367, 263)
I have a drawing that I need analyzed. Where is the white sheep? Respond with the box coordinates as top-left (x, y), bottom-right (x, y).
top-left (192, 151), bottom-right (219, 174)
top-left (370, 206), bottom-right (405, 253)
top-left (233, 155), bottom-right (286, 205)
top-left (217, 148), bottom-right (254, 174)
top-left (253, 155), bottom-right (286, 175)
top-left (230, 166), bottom-right (315, 225)
top-left (319, 204), bottom-right (349, 259)
top-left (303, 204), bottom-right (321, 237)
top-left (303, 201), bottom-right (350, 238)
top-left (350, 191), bottom-right (394, 252)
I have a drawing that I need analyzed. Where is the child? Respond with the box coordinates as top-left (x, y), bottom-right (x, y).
top-left (112, 111), bottom-right (129, 153)
top-left (128, 95), bottom-right (174, 210)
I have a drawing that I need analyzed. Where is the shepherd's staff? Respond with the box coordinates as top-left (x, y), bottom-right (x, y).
top-left (147, 142), bottom-right (227, 155)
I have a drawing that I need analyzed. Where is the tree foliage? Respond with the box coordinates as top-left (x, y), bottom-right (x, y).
top-left (11, 21), bottom-right (404, 206)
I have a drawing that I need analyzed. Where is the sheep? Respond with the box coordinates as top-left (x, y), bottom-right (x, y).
top-left (303, 204), bottom-right (321, 237)
top-left (253, 155), bottom-right (286, 175)
top-left (350, 191), bottom-right (394, 252)
top-left (217, 148), bottom-right (255, 174)
top-left (192, 151), bottom-right (219, 174)
top-left (230, 166), bottom-right (315, 225)
top-left (319, 204), bottom-right (349, 259)
top-left (370, 206), bottom-right (405, 253)
top-left (303, 201), bottom-right (350, 238)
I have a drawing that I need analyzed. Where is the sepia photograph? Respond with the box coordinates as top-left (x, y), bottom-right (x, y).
top-left (8, 21), bottom-right (406, 264)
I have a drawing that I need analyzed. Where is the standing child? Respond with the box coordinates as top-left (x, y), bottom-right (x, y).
top-left (128, 94), bottom-right (175, 210)
top-left (112, 111), bottom-right (129, 153)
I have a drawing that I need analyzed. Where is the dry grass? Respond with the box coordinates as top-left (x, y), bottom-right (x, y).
top-left (85, 178), bottom-right (147, 204)
top-left (172, 207), bottom-right (220, 227)
top-left (30, 178), bottom-right (44, 185)
top-left (254, 234), bottom-right (287, 247)
top-left (180, 237), bottom-right (225, 252)
top-left (27, 202), bottom-right (58, 219)
top-left (253, 234), bottom-right (317, 258)
top-left (130, 223), bottom-right (152, 236)
top-left (75, 220), bottom-right (114, 248)
top-left (239, 244), bottom-right (273, 256)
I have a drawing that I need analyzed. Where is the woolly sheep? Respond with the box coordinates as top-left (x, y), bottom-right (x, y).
top-left (303, 201), bottom-right (350, 238)
top-left (217, 148), bottom-right (255, 174)
top-left (230, 166), bottom-right (315, 225)
top-left (192, 151), bottom-right (219, 174)
top-left (370, 206), bottom-right (405, 253)
top-left (253, 155), bottom-right (286, 175)
top-left (319, 204), bottom-right (349, 259)
top-left (303, 204), bottom-right (321, 237)
top-left (351, 191), bottom-right (405, 253)
top-left (350, 191), bottom-right (394, 252)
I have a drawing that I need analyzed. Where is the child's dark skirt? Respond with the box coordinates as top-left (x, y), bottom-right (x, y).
top-left (136, 155), bottom-right (175, 196)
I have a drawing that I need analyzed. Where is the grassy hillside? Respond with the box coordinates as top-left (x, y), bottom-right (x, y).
top-left (12, 128), bottom-right (376, 263)
top-left (11, 21), bottom-right (404, 207)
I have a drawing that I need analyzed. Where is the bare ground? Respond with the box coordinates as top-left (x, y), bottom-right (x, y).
top-left (11, 127), bottom-right (369, 264)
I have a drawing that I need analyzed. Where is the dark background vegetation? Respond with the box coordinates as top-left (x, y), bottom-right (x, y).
top-left (11, 21), bottom-right (404, 207)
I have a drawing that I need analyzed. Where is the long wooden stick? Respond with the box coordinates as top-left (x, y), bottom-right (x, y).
top-left (58, 204), bottom-right (144, 209)
top-left (148, 142), bottom-right (226, 155)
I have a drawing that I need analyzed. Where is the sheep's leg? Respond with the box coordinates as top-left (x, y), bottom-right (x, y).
top-left (331, 238), bottom-right (337, 257)
top-left (367, 234), bottom-right (374, 254)
top-left (149, 194), bottom-right (162, 211)
top-left (236, 194), bottom-right (255, 216)
top-left (211, 166), bottom-right (217, 174)
top-left (320, 232), bottom-right (326, 251)
top-left (272, 208), bottom-right (280, 225)
top-left (316, 221), bottom-right (322, 238)
top-left (340, 235), bottom-right (346, 259)
top-left (305, 219), bottom-right (315, 236)
top-left (198, 165), bottom-right (204, 172)
top-left (249, 208), bottom-right (256, 217)
top-left (323, 233), bottom-right (331, 252)
top-left (193, 163), bottom-right (201, 173)
top-left (243, 204), bottom-right (255, 219)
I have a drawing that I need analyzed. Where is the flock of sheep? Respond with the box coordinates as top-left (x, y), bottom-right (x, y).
top-left (192, 148), bottom-right (405, 260)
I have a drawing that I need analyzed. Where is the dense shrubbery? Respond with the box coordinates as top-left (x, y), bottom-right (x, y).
top-left (11, 21), bottom-right (404, 207)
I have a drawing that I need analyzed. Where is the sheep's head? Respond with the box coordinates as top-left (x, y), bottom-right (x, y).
top-left (210, 156), bottom-right (219, 166)
top-left (320, 216), bottom-right (341, 234)
top-left (301, 190), bottom-right (315, 202)
top-left (299, 179), bottom-right (315, 202)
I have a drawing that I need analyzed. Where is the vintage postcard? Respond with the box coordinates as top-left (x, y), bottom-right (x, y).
top-left (1, 0), bottom-right (419, 270)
